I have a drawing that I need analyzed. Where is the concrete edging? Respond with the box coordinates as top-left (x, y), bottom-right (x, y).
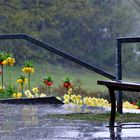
top-left (0, 96), bottom-right (64, 104)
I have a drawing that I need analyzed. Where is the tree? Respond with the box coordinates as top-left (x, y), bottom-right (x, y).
top-left (0, 0), bottom-right (136, 72)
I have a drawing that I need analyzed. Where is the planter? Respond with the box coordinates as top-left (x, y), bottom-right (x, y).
top-left (0, 96), bottom-right (64, 104)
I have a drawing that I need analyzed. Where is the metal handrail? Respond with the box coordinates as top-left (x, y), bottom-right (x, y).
top-left (117, 36), bottom-right (140, 43)
top-left (116, 36), bottom-right (140, 114)
top-left (0, 34), bottom-right (116, 80)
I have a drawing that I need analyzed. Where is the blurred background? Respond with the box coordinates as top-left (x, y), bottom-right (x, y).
top-left (0, 0), bottom-right (140, 100)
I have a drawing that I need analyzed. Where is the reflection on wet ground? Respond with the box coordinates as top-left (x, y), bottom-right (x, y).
top-left (0, 104), bottom-right (140, 140)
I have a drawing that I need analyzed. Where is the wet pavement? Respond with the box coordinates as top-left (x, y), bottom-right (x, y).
top-left (0, 104), bottom-right (140, 140)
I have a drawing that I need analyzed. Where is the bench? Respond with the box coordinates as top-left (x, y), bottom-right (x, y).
top-left (97, 80), bottom-right (140, 127)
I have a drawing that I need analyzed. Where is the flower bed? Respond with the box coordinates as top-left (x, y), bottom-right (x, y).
top-left (57, 88), bottom-right (139, 109)
top-left (0, 51), bottom-right (139, 109)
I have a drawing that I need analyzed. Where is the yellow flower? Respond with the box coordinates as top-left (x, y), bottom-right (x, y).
top-left (2, 57), bottom-right (15, 66)
top-left (70, 94), bottom-right (76, 103)
top-left (12, 93), bottom-right (17, 98)
top-left (12, 92), bottom-right (22, 99)
top-left (2, 60), bottom-right (8, 65)
top-left (32, 87), bottom-right (39, 93)
top-left (32, 87), bottom-right (39, 97)
top-left (17, 92), bottom-right (22, 98)
top-left (24, 90), bottom-right (34, 98)
top-left (63, 94), bottom-right (71, 104)
top-left (6, 57), bottom-right (15, 66)
top-left (17, 78), bottom-right (27, 84)
top-left (63, 98), bottom-right (70, 104)
top-left (34, 93), bottom-right (39, 97)
top-left (62, 93), bottom-right (139, 109)
top-left (77, 100), bottom-right (83, 105)
top-left (24, 90), bottom-right (31, 95)
top-left (69, 94), bottom-right (82, 105)
top-left (22, 67), bottom-right (34, 73)
top-left (40, 93), bottom-right (46, 97)
top-left (83, 97), bottom-right (93, 106)
top-left (67, 88), bottom-right (73, 95)
top-left (28, 94), bottom-right (34, 98)
top-left (17, 79), bottom-right (23, 84)
top-left (75, 95), bottom-right (82, 105)
top-left (123, 101), bottom-right (139, 109)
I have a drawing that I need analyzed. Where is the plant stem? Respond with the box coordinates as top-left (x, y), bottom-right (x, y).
top-left (48, 86), bottom-right (50, 95)
top-left (66, 87), bottom-right (69, 94)
top-left (21, 83), bottom-right (24, 96)
top-left (1, 65), bottom-right (3, 90)
top-left (28, 73), bottom-right (30, 90)
top-left (8, 65), bottom-right (11, 86)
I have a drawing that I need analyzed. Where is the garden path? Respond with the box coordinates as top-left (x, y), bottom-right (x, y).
top-left (0, 104), bottom-right (140, 139)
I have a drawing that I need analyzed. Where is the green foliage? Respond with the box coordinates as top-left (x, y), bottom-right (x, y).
top-left (0, 51), bottom-right (12, 61)
top-left (136, 100), bottom-right (140, 108)
top-left (0, 51), bottom-right (5, 61)
top-left (24, 60), bottom-right (34, 67)
top-left (6, 86), bottom-right (17, 97)
top-left (0, 89), bottom-right (7, 99)
top-left (18, 73), bottom-right (26, 80)
top-left (0, 86), bottom-right (17, 99)
top-left (44, 76), bottom-right (53, 82)
top-left (64, 77), bottom-right (70, 83)
top-left (0, 0), bottom-right (136, 72)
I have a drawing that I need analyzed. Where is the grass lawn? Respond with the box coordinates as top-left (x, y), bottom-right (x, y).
top-left (2, 63), bottom-right (109, 92)
top-left (47, 113), bottom-right (140, 123)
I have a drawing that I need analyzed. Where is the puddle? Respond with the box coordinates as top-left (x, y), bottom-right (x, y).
top-left (0, 104), bottom-right (139, 140)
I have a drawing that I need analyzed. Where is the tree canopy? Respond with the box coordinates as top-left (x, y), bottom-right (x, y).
top-left (0, 0), bottom-right (138, 73)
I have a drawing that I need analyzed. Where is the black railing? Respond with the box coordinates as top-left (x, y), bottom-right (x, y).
top-left (0, 34), bottom-right (116, 80)
top-left (116, 36), bottom-right (140, 113)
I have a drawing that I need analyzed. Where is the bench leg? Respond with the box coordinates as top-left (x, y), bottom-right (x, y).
top-left (108, 87), bottom-right (116, 127)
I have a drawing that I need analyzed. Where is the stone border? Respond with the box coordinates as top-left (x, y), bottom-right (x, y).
top-left (0, 96), bottom-right (64, 104)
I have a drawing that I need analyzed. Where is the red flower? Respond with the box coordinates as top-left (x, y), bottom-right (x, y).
top-left (0, 61), bottom-right (3, 65)
top-left (47, 81), bottom-right (53, 86)
top-left (131, 102), bottom-right (136, 105)
top-left (63, 82), bottom-right (71, 88)
top-left (44, 80), bottom-right (53, 86)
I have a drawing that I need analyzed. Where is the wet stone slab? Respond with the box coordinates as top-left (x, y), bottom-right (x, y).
top-left (0, 104), bottom-right (140, 140)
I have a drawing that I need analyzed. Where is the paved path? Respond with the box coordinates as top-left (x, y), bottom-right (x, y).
top-left (0, 104), bottom-right (140, 140)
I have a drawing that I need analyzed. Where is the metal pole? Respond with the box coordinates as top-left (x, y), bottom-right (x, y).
top-left (116, 39), bottom-right (122, 114)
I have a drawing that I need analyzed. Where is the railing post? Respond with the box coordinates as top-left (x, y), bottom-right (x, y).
top-left (116, 39), bottom-right (122, 114)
